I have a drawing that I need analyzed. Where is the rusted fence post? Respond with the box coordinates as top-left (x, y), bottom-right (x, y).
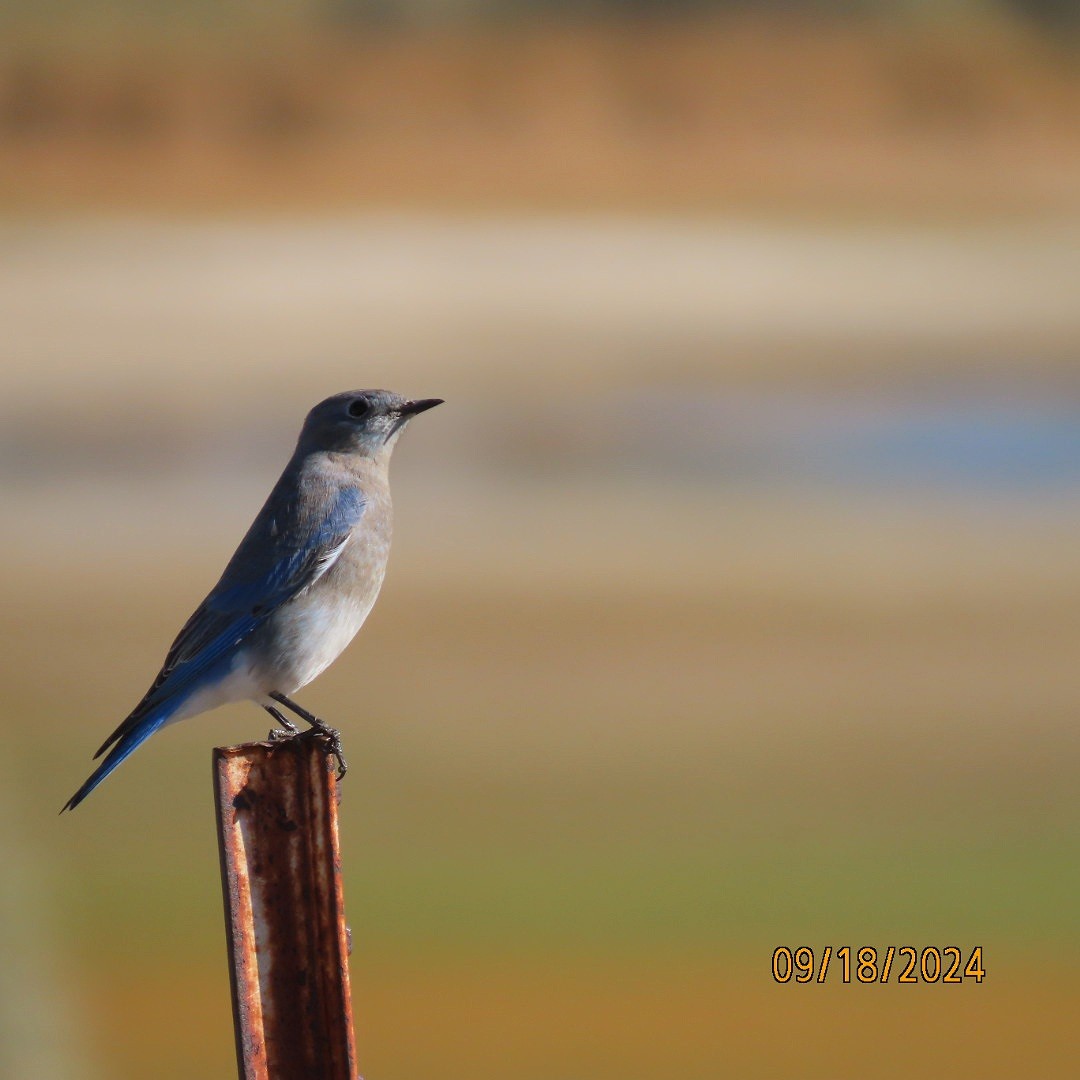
top-left (214, 735), bottom-right (358, 1080)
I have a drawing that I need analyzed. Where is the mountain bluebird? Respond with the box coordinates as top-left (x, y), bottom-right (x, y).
top-left (62, 389), bottom-right (442, 812)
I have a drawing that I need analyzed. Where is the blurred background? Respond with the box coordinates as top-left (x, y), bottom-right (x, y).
top-left (2, 2), bottom-right (1079, 1078)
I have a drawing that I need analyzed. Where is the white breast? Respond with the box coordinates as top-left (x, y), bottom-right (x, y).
top-left (273, 575), bottom-right (381, 690)
top-left (253, 505), bottom-right (392, 695)
top-left (161, 572), bottom-right (381, 726)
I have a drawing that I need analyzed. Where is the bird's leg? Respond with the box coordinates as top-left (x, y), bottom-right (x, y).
top-left (264, 705), bottom-right (299, 743)
top-left (269, 691), bottom-right (349, 779)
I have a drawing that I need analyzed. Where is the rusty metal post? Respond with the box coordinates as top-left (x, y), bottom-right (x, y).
top-left (214, 735), bottom-right (358, 1080)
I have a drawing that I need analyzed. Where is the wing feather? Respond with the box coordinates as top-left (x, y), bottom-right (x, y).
top-left (94, 479), bottom-right (365, 758)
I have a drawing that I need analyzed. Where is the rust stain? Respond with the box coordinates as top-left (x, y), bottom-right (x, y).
top-left (214, 734), bottom-right (358, 1080)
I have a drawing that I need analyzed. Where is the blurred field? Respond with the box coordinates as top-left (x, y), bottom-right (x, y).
top-left (1, 18), bottom-right (1079, 215)
top-left (6, 493), bottom-right (1080, 1078)
top-left (2, 5), bottom-right (1079, 1078)
top-left (1, 213), bottom-right (1078, 1077)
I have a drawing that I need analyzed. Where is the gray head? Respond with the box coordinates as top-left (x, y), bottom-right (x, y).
top-left (298, 390), bottom-right (443, 460)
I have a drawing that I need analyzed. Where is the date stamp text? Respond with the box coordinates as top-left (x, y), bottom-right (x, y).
top-left (771, 946), bottom-right (985, 984)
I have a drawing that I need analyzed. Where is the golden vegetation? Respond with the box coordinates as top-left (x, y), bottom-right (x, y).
top-left (1, 19), bottom-right (1078, 213)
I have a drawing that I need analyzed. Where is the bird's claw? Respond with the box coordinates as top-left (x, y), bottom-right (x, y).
top-left (264, 705), bottom-right (300, 744)
top-left (312, 723), bottom-right (348, 780)
top-left (265, 695), bottom-right (347, 780)
top-left (266, 722), bottom-right (346, 778)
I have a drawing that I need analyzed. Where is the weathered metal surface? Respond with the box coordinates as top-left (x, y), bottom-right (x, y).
top-left (214, 735), bottom-right (358, 1080)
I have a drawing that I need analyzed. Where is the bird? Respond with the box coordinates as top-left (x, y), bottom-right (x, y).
top-left (62, 389), bottom-right (442, 812)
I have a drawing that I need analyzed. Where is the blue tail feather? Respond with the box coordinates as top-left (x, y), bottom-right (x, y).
top-left (61, 709), bottom-right (172, 812)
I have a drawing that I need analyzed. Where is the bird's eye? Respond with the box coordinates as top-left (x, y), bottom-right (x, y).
top-left (347, 398), bottom-right (370, 419)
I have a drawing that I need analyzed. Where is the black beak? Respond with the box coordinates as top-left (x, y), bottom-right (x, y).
top-left (399, 398), bottom-right (444, 416)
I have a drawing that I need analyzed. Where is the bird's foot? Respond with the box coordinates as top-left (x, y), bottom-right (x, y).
top-left (307, 718), bottom-right (349, 780)
top-left (268, 692), bottom-right (349, 780)
top-left (264, 705), bottom-right (300, 743)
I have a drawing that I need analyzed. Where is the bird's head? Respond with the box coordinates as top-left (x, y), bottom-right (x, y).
top-left (298, 390), bottom-right (443, 460)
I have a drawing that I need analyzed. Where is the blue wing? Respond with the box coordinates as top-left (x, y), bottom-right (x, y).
top-left (62, 478), bottom-right (366, 811)
top-left (99, 479), bottom-right (367, 757)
